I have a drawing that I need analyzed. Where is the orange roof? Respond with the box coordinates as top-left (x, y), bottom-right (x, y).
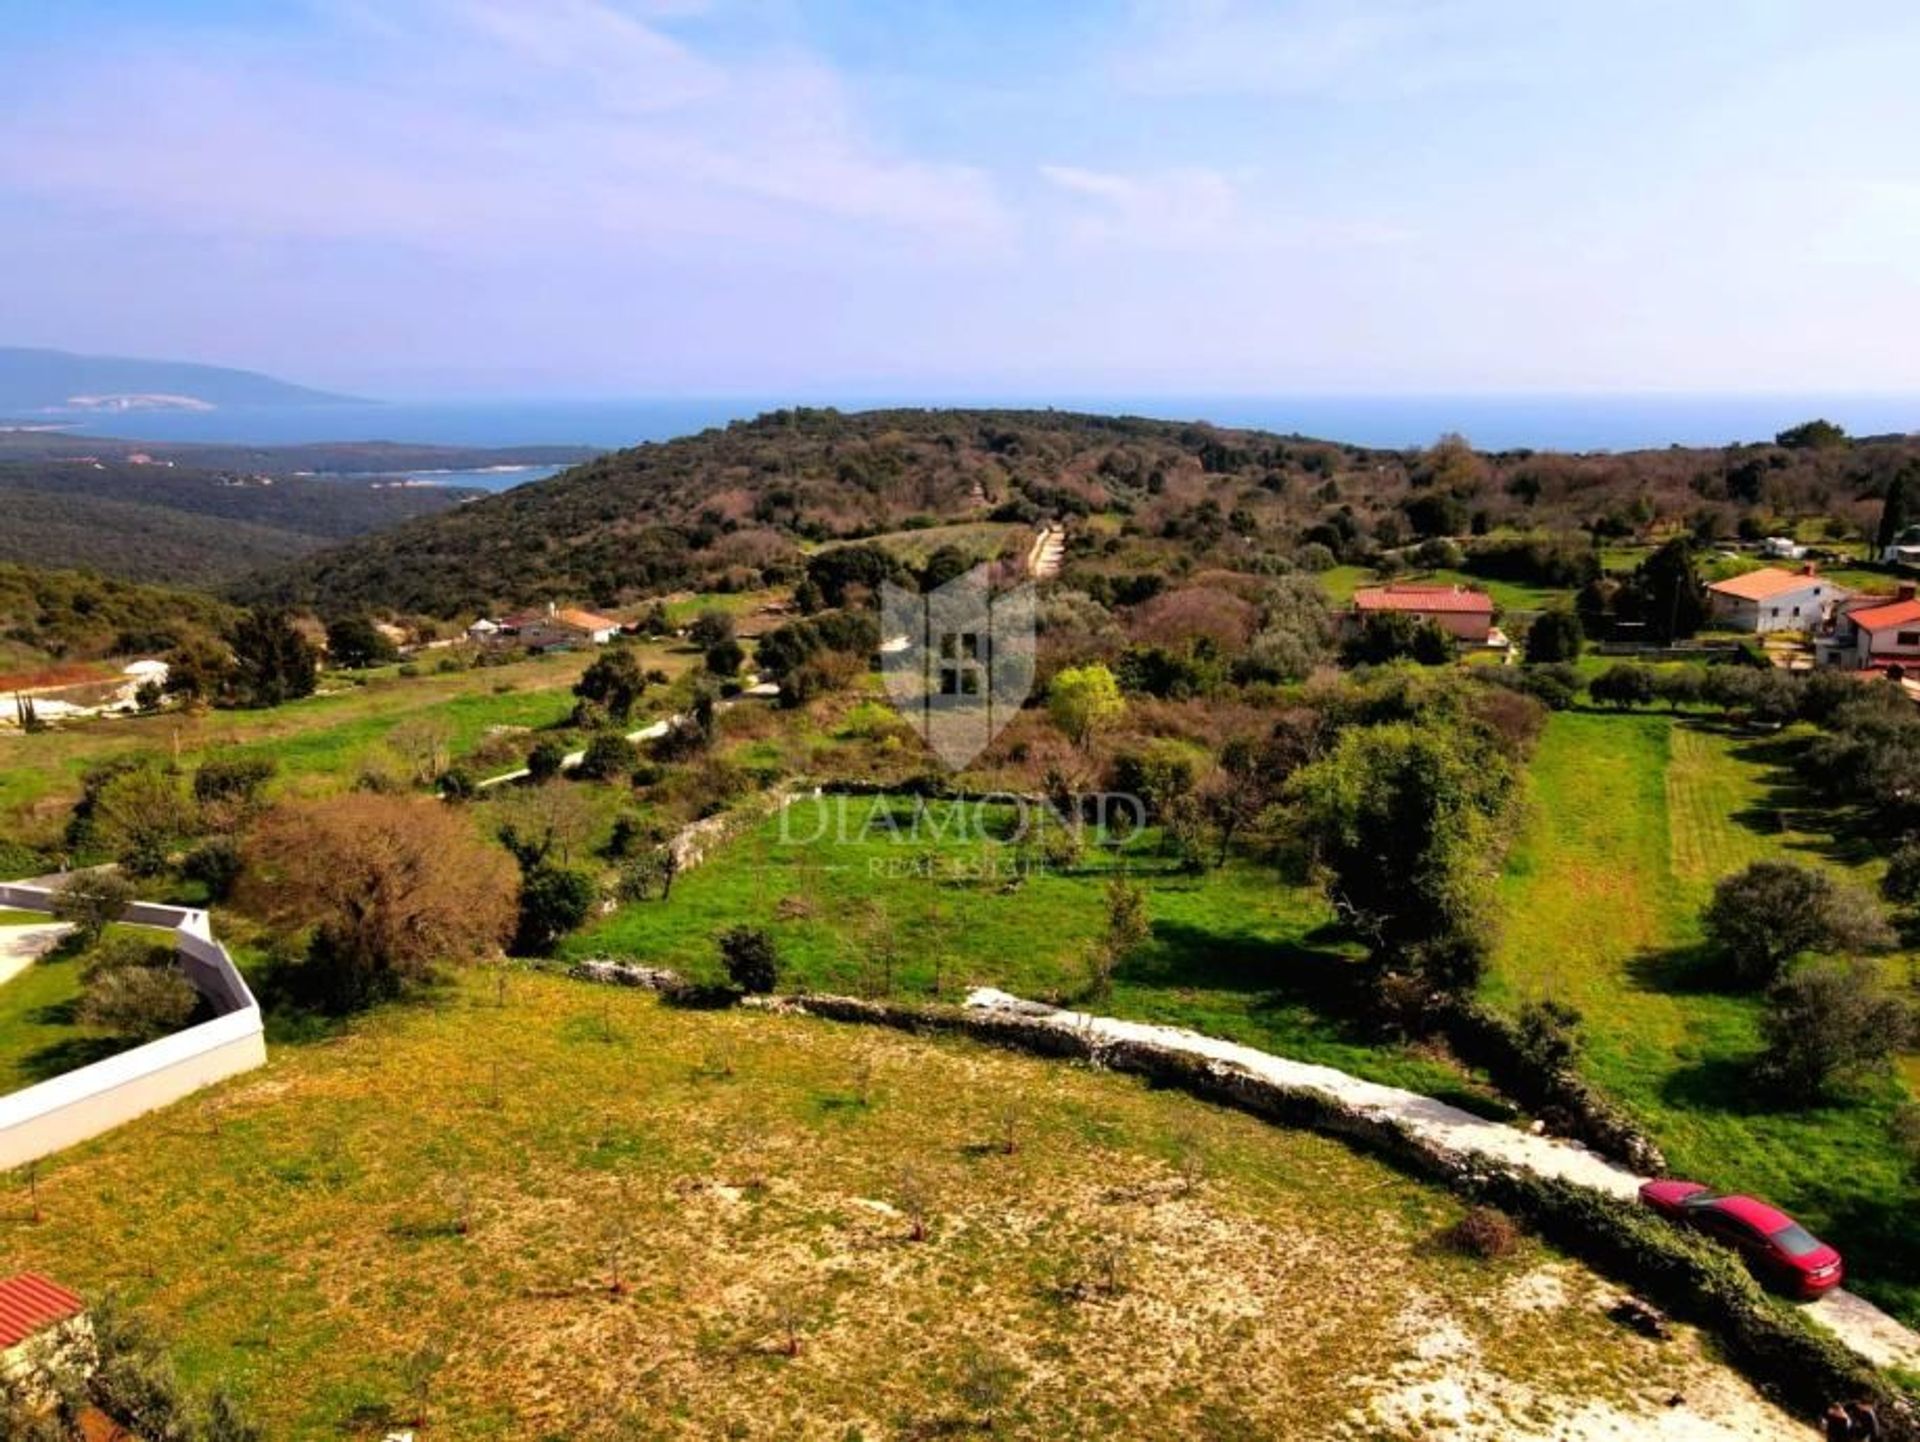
top-left (1353, 584), bottom-right (1493, 616)
top-left (0, 1272), bottom-right (84, 1349)
top-left (556, 608), bottom-right (620, 632)
top-left (1707, 567), bottom-right (1825, 602)
top-left (1850, 597), bottom-right (1920, 632)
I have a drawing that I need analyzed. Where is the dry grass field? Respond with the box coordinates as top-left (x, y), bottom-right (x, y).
top-left (0, 969), bottom-right (1813, 1440)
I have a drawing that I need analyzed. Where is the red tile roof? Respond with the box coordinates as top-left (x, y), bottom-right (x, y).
top-left (556, 608), bottom-right (620, 632)
top-left (1707, 567), bottom-right (1826, 602)
top-left (0, 1273), bottom-right (84, 1349)
top-left (1353, 584), bottom-right (1494, 616)
top-left (1850, 598), bottom-right (1920, 633)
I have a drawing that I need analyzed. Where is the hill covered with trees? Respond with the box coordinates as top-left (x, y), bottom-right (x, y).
top-left (0, 459), bottom-right (489, 585)
top-left (251, 406), bottom-right (1920, 618)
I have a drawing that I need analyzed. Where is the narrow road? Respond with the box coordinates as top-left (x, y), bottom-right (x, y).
top-left (963, 988), bottom-right (1920, 1375)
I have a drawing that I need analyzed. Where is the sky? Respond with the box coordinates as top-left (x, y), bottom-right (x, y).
top-left (6, 0), bottom-right (1920, 399)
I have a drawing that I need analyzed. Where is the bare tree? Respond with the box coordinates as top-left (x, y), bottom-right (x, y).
top-left (241, 794), bottom-right (519, 1010)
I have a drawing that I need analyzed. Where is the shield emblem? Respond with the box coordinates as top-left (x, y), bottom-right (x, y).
top-left (881, 565), bottom-right (1035, 770)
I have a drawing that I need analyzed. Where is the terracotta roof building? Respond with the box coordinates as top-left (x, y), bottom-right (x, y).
top-left (0, 1272), bottom-right (85, 1352)
top-left (1822, 585), bottom-right (1920, 671)
top-left (1706, 563), bottom-right (1847, 635)
top-left (1350, 584), bottom-right (1495, 643)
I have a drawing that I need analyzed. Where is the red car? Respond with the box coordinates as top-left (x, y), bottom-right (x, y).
top-left (1639, 1180), bottom-right (1844, 1299)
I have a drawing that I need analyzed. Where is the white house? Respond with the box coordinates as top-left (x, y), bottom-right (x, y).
top-left (1822, 587), bottom-right (1920, 671)
top-left (1883, 524), bottom-right (1920, 569)
top-left (466, 617), bottom-right (501, 642)
top-left (1705, 565), bottom-right (1848, 634)
top-left (1760, 536), bottom-right (1807, 560)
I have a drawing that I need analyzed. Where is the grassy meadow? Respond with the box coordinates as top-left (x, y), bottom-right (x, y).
top-left (0, 969), bottom-right (1798, 1441)
top-left (0, 642), bottom-right (697, 844)
top-left (567, 796), bottom-right (1511, 1112)
top-left (1489, 709), bottom-right (1920, 1325)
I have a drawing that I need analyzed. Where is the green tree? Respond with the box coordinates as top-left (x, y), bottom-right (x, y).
top-left (705, 636), bottom-right (746, 677)
top-left (1524, 609), bottom-right (1583, 665)
top-left (1877, 462), bottom-right (1915, 552)
top-left (50, 869), bottom-right (135, 945)
top-left (577, 731), bottom-right (639, 782)
top-left (573, 646), bottom-right (650, 722)
top-left (1756, 960), bottom-right (1914, 1097)
top-left (1047, 664), bottom-right (1125, 749)
top-left (512, 864), bottom-right (596, 955)
top-left (1289, 722), bottom-right (1509, 992)
top-left (1589, 663), bottom-right (1655, 710)
top-left (1343, 611), bottom-right (1453, 667)
top-left (719, 925), bottom-right (780, 993)
top-left (1627, 540), bottom-right (1708, 643)
top-left (1703, 860), bottom-right (1892, 988)
top-left (225, 609), bottom-right (317, 707)
top-left (526, 738), bottom-right (567, 784)
top-left (1774, 418), bottom-right (1847, 450)
top-left (91, 766), bottom-right (194, 875)
top-left (1089, 875), bottom-right (1150, 997)
top-left (324, 615), bottom-right (398, 670)
top-left (688, 610), bottom-right (737, 649)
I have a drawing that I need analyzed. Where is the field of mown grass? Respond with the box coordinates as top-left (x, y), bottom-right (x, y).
top-left (0, 970), bottom-right (1802, 1440)
top-left (1489, 710), bottom-right (1920, 1325)
top-left (568, 796), bottom-right (1510, 1111)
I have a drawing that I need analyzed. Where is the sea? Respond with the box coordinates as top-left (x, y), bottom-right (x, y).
top-left (23, 393), bottom-right (1920, 492)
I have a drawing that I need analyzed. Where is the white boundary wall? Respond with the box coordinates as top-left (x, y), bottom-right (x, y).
top-left (0, 882), bottom-right (266, 1169)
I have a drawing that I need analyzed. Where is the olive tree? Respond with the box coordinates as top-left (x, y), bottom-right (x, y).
top-left (1703, 861), bottom-right (1892, 989)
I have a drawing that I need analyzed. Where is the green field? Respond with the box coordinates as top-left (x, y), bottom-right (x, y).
top-left (0, 968), bottom-right (1798, 1440)
top-left (1489, 710), bottom-right (1919, 1324)
top-left (569, 796), bottom-right (1510, 1112)
top-left (0, 644), bottom-right (693, 844)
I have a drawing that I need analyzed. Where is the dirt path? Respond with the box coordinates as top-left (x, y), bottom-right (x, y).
top-left (963, 987), bottom-right (1920, 1376)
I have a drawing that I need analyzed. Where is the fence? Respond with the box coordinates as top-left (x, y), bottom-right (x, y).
top-left (0, 882), bottom-right (267, 1170)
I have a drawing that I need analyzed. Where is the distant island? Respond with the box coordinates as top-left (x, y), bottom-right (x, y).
top-left (0, 345), bottom-right (362, 414)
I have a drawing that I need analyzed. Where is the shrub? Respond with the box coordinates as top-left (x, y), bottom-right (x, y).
top-left (1755, 960), bottom-right (1915, 1097)
top-left (513, 865), bottom-right (597, 956)
top-left (79, 958), bottom-right (199, 1041)
top-left (1441, 1206), bottom-right (1519, 1260)
top-left (1589, 663), bottom-right (1655, 710)
top-left (1524, 609), bottom-right (1582, 665)
top-left (573, 647), bottom-right (649, 722)
top-left (577, 731), bottom-right (639, 782)
top-left (50, 869), bottom-right (134, 945)
top-left (526, 739), bottom-right (567, 784)
top-left (704, 636), bottom-right (746, 677)
top-left (182, 835), bottom-right (243, 901)
top-left (1703, 860), bottom-right (1891, 989)
top-left (1882, 837), bottom-right (1920, 904)
top-left (719, 925), bottom-right (780, 993)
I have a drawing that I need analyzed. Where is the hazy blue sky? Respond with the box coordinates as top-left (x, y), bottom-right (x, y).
top-left (7, 1), bottom-right (1920, 398)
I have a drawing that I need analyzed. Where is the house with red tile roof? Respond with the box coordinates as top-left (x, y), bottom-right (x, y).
top-left (1706, 564), bottom-right (1848, 634)
top-left (1349, 583), bottom-right (1495, 644)
top-left (1823, 586), bottom-right (1920, 672)
top-left (0, 1272), bottom-right (87, 1373)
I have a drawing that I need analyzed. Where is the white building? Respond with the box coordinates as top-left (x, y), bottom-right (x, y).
top-left (1705, 565), bottom-right (1848, 634)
